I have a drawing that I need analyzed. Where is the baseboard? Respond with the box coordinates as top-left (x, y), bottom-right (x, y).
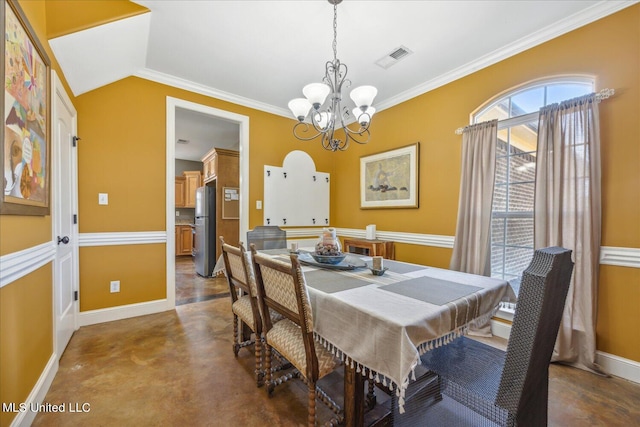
top-left (10, 354), bottom-right (58, 427)
top-left (490, 319), bottom-right (512, 341)
top-left (78, 299), bottom-right (173, 327)
top-left (596, 351), bottom-right (640, 384)
top-left (491, 319), bottom-right (639, 384)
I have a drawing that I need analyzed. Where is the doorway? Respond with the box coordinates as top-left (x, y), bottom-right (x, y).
top-left (165, 97), bottom-right (249, 308)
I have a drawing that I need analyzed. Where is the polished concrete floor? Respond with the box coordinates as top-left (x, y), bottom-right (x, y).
top-left (175, 256), bottom-right (228, 305)
top-left (32, 262), bottom-right (640, 426)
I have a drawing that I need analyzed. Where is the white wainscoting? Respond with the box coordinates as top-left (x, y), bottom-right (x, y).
top-left (0, 242), bottom-right (55, 289)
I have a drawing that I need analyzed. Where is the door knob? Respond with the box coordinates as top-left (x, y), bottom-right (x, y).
top-left (57, 236), bottom-right (70, 245)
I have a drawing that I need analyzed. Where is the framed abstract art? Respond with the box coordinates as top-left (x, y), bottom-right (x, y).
top-left (1, 0), bottom-right (51, 215)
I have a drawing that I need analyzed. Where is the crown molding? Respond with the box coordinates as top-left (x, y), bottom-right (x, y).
top-left (135, 68), bottom-right (292, 119)
top-left (376, 0), bottom-right (637, 112)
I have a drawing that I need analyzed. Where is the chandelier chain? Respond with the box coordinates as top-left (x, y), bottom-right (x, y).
top-left (332, 2), bottom-right (338, 62)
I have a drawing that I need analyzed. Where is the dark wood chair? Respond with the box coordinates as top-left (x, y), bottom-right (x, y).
top-left (251, 246), bottom-right (343, 427)
top-left (219, 237), bottom-right (272, 386)
top-left (246, 225), bottom-right (287, 250)
top-left (393, 246), bottom-right (574, 426)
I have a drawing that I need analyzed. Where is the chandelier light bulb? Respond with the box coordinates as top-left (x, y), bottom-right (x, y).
top-left (303, 83), bottom-right (331, 109)
top-left (314, 111), bottom-right (330, 130)
top-left (350, 85), bottom-right (378, 109)
top-left (353, 106), bottom-right (376, 126)
top-left (288, 98), bottom-right (312, 122)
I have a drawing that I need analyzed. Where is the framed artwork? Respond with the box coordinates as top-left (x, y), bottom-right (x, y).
top-left (360, 143), bottom-right (419, 209)
top-left (1, 0), bottom-right (51, 215)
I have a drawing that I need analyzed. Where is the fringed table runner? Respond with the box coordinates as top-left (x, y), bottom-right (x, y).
top-left (262, 251), bottom-right (516, 413)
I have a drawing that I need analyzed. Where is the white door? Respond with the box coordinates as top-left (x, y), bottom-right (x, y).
top-left (52, 71), bottom-right (78, 357)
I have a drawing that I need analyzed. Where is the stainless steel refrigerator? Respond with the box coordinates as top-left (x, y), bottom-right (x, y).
top-left (194, 186), bottom-right (216, 277)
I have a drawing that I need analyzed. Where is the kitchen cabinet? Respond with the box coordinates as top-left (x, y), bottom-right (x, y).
top-left (201, 148), bottom-right (240, 256)
top-left (175, 171), bottom-right (202, 208)
top-left (175, 177), bottom-right (186, 207)
top-left (202, 148), bottom-right (237, 184)
top-left (175, 225), bottom-right (193, 256)
top-left (183, 171), bottom-right (202, 208)
top-left (343, 238), bottom-right (395, 260)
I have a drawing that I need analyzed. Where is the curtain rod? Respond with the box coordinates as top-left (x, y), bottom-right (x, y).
top-left (454, 88), bottom-right (615, 135)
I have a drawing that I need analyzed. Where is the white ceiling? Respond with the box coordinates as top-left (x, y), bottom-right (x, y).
top-left (49, 0), bottom-right (635, 161)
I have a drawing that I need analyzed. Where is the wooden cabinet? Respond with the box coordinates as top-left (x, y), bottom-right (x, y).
top-left (175, 225), bottom-right (193, 256)
top-left (175, 171), bottom-right (202, 208)
top-left (201, 148), bottom-right (240, 256)
top-left (343, 238), bottom-right (395, 260)
top-left (183, 171), bottom-right (202, 208)
top-left (175, 177), bottom-right (186, 207)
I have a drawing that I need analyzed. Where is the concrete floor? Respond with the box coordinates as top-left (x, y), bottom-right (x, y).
top-left (32, 262), bottom-right (640, 427)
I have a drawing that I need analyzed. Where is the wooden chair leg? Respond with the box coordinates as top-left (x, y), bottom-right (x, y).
top-left (265, 343), bottom-right (274, 395)
top-left (232, 314), bottom-right (240, 356)
top-left (308, 380), bottom-right (316, 427)
top-left (366, 379), bottom-right (377, 409)
top-left (255, 336), bottom-right (263, 387)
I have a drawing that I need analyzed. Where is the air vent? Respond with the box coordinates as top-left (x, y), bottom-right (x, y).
top-left (176, 139), bottom-right (190, 144)
top-left (375, 45), bottom-right (413, 69)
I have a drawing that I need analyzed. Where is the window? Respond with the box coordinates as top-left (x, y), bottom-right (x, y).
top-left (473, 79), bottom-right (593, 296)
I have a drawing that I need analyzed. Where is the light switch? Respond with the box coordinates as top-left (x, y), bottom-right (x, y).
top-left (176, 211), bottom-right (180, 217)
top-left (256, 200), bottom-right (262, 210)
top-left (98, 193), bottom-right (108, 205)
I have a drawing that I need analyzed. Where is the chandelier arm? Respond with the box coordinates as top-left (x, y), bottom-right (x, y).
top-left (292, 122), bottom-right (324, 142)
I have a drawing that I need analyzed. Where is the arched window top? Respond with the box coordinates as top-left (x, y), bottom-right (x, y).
top-left (474, 77), bottom-right (594, 124)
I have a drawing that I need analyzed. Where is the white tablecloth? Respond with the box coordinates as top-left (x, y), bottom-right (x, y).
top-left (260, 251), bottom-right (516, 411)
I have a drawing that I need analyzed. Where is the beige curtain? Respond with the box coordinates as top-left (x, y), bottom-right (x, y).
top-left (450, 120), bottom-right (498, 336)
top-left (450, 119), bottom-right (498, 277)
top-left (535, 94), bottom-right (602, 373)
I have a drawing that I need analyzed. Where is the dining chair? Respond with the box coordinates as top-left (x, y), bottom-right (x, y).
top-left (250, 245), bottom-right (343, 427)
top-left (246, 225), bottom-right (287, 250)
top-left (393, 246), bottom-right (574, 427)
top-left (219, 237), bottom-right (272, 387)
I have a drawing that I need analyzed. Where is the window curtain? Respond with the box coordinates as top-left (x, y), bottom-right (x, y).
top-left (450, 120), bottom-right (498, 335)
top-left (450, 119), bottom-right (498, 276)
top-left (534, 94), bottom-right (602, 373)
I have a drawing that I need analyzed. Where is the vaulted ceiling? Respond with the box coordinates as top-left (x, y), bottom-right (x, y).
top-left (47, 0), bottom-right (635, 160)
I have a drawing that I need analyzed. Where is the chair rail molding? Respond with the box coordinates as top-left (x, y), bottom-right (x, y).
top-left (0, 241), bottom-right (56, 288)
top-left (600, 246), bottom-right (640, 269)
top-left (78, 231), bottom-right (167, 247)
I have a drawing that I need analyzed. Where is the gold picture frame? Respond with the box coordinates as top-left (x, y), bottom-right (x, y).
top-left (360, 143), bottom-right (419, 209)
top-left (1, 0), bottom-right (51, 215)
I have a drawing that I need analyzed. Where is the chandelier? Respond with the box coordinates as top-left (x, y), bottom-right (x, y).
top-left (288, 0), bottom-right (377, 152)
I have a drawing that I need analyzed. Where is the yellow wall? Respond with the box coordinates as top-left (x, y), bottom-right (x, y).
top-left (45, 0), bottom-right (148, 39)
top-left (79, 245), bottom-right (166, 311)
top-left (73, 75), bottom-right (335, 309)
top-left (0, 2), bottom-right (65, 424)
top-left (0, 265), bottom-right (53, 427)
top-left (334, 5), bottom-right (640, 360)
top-left (1, 4), bottom-right (638, 423)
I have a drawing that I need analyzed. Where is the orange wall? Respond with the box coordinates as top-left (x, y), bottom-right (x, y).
top-left (334, 5), bottom-right (640, 360)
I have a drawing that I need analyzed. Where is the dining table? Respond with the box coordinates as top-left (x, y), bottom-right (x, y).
top-left (257, 249), bottom-right (516, 427)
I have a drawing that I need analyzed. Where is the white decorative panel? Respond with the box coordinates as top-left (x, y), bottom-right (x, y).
top-left (264, 151), bottom-right (330, 227)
